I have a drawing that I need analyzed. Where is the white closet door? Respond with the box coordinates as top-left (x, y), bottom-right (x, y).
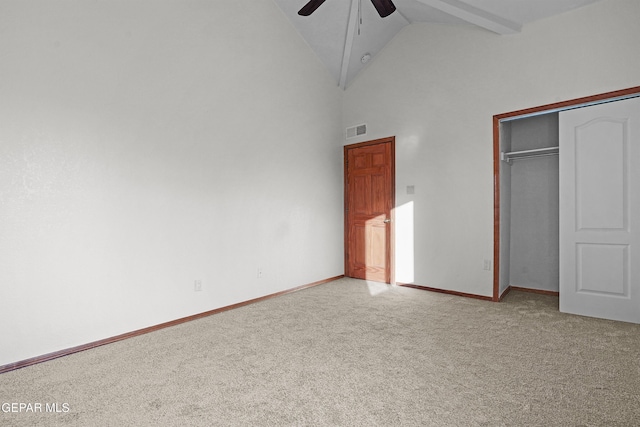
top-left (559, 96), bottom-right (640, 323)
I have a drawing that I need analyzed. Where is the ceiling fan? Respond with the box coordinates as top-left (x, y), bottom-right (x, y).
top-left (298, 0), bottom-right (396, 18)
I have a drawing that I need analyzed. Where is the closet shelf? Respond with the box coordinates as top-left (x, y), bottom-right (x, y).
top-left (501, 146), bottom-right (559, 163)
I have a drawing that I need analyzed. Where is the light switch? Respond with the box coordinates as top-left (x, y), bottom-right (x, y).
top-left (406, 185), bottom-right (415, 195)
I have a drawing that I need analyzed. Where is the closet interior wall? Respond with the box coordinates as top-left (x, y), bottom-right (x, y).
top-left (501, 113), bottom-right (560, 293)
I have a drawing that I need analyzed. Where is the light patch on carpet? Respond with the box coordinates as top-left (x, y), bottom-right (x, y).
top-left (366, 280), bottom-right (390, 296)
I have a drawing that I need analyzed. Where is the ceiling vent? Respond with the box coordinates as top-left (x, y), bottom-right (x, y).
top-left (346, 124), bottom-right (367, 139)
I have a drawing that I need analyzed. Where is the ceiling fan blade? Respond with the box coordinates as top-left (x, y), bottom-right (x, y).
top-left (298, 0), bottom-right (327, 16)
top-left (370, 0), bottom-right (396, 18)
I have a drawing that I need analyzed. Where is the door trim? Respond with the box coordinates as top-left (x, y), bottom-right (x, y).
top-left (493, 86), bottom-right (640, 302)
top-left (344, 136), bottom-right (396, 284)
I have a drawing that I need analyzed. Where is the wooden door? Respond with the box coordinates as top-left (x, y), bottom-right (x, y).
top-left (559, 96), bottom-right (640, 323)
top-left (345, 137), bottom-right (395, 283)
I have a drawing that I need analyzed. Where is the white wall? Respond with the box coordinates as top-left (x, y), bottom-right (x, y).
top-left (343, 0), bottom-right (640, 296)
top-left (0, 0), bottom-right (344, 366)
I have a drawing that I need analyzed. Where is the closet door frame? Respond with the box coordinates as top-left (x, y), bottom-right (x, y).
top-left (492, 86), bottom-right (640, 302)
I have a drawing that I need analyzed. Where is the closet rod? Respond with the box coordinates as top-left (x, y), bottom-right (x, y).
top-left (501, 146), bottom-right (559, 163)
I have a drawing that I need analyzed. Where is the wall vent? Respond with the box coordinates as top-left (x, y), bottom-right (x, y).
top-left (346, 124), bottom-right (367, 139)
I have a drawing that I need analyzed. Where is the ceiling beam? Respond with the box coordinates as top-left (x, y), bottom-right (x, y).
top-left (339, 0), bottom-right (360, 89)
top-left (416, 0), bottom-right (521, 35)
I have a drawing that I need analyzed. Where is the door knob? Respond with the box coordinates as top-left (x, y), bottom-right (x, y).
top-left (383, 219), bottom-right (391, 223)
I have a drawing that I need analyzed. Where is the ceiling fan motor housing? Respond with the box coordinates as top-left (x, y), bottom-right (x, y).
top-left (298, 0), bottom-right (396, 18)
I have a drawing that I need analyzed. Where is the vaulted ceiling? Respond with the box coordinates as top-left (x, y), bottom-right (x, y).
top-left (273, 0), bottom-right (603, 89)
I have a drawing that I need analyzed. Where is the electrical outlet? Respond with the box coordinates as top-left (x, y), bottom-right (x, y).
top-left (483, 260), bottom-right (492, 271)
top-left (194, 279), bottom-right (202, 292)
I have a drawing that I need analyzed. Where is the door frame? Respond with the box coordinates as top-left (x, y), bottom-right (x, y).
top-left (493, 86), bottom-right (640, 302)
top-left (344, 136), bottom-right (396, 284)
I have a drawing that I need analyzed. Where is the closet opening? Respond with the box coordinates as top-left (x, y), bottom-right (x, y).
top-left (499, 113), bottom-right (560, 302)
top-left (492, 86), bottom-right (640, 302)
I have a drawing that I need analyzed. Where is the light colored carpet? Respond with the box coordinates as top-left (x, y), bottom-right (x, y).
top-left (1, 277), bottom-right (639, 426)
